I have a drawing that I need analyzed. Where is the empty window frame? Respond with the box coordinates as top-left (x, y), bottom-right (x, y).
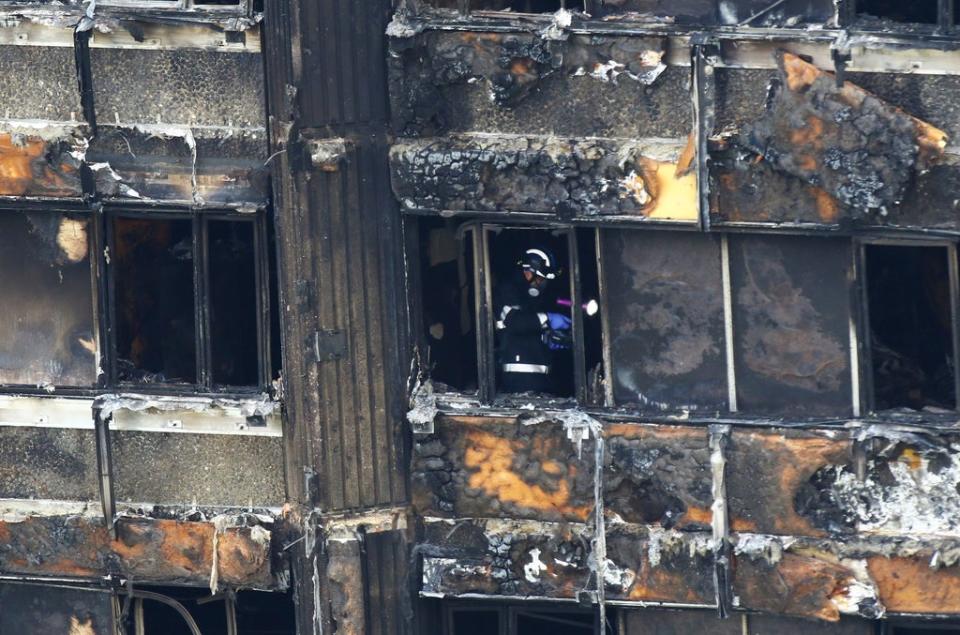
top-left (107, 210), bottom-right (273, 392)
top-left (425, 0), bottom-right (569, 14)
top-left (418, 221), bottom-right (601, 404)
top-left (859, 241), bottom-right (959, 412)
top-left (90, 0), bottom-right (258, 15)
top-left (0, 210), bottom-right (98, 389)
top-left (445, 603), bottom-right (601, 635)
top-left (852, 0), bottom-right (950, 28)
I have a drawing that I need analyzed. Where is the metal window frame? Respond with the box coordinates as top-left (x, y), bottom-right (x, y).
top-left (474, 222), bottom-right (589, 404)
top-left (854, 236), bottom-right (960, 415)
top-left (103, 206), bottom-right (274, 395)
top-left (443, 600), bottom-right (601, 635)
top-left (848, 0), bottom-right (955, 31)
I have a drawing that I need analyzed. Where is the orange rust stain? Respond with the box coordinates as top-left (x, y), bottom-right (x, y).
top-left (869, 556), bottom-right (960, 614)
top-left (541, 460), bottom-right (563, 476)
top-left (604, 423), bottom-right (706, 443)
top-left (730, 517), bottom-right (758, 532)
top-left (510, 58), bottom-right (533, 76)
top-left (0, 521), bottom-right (10, 543)
top-left (464, 429), bottom-right (591, 519)
top-left (813, 187), bottom-right (840, 222)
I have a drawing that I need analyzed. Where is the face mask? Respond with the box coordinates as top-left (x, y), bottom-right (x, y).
top-left (528, 287), bottom-right (540, 297)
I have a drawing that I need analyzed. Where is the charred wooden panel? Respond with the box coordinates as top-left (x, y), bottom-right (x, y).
top-left (0, 583), bottom-right (115, 635)
top-left (868, 555), bottom-right (960, 615)
top-left (388, 32), bottom-right (687, 139)
top-left (0, 515), bottom-right (273, 588)
top-left (391, 136), bottom-right (696, 220)
top-left (602, 230), bottom-right (726, 411)
top-left (729, 234), bottom-right (853, 416)
top-left (726, 429), bottom-right (853, 536)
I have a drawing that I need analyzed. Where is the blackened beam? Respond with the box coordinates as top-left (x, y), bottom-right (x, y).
top-left (691, 36), bottom-right (717, 231)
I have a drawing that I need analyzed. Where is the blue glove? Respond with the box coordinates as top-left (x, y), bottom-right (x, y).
top-left (545, 312), bottom-right (571, 331)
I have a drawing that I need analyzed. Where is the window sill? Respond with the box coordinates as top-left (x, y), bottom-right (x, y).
top-left (0, 392), bottom-right (281, 437)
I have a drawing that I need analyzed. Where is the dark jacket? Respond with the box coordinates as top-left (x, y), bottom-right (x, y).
top-left (494, 276), bottom-right (553, 392)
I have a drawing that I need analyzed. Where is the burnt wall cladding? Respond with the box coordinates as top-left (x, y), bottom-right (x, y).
top-left (848, 72), bottom-right (960, 144)
top-left (0, 46), bottom-right (82, 121)
top-left (389, 31), bottom-right (690, 138)
top-left (391, 136), bottom-right (662, 215)
top-left (715, 68), bottom-right (777, 132)
top-left (112, 431), bottom-right (285, 507)
top-left (0, 427), bottom-right (98, 501)
top-left (90, 49), bottom-right (266, 129)
top-left (413, 419), bottom-right (712, 527)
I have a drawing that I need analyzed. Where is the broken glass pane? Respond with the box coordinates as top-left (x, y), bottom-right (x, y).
top-left (0, 211), bottom-right (96, 387)
top-left (114, 216), bottom-right (197, 384)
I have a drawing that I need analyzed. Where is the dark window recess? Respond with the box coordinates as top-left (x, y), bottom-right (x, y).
top-left (490, 228), bottom-right (573, 398)
top-left (451, 609), bottom-right (503, 635)
top-left (856, 0), bottom-right (938, 23)
top-left (892, 624), bottom-right (960, 634)
top-left (119, 586), bottom-right (296, 635)
top-left (469, 0), bottom-right (565, 10)
top-left (420, 218), bottom-right (478, 392)
top-left (0, 212), bottom-right (97, 387)
top-left (114, 217), bottom-right (197, 384)
top-left (866, 245), bottom-right (955, 411)
top-left (514, 609), bottom-right (593, 633)
top-left (208, 220), bottom-right (259, 387)
top-left (576, 228), bottom-right (604, 405)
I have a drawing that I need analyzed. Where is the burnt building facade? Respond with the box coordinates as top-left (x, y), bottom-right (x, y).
top-left (2, 0), bottom-right (960, 633)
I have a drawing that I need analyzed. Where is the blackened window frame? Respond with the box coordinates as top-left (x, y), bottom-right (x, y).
top-left (427, 221), bottom-right (595, 405)
top-left (102, 204), bottom-right (274, 395)
top-left (442, 600), bottom-right (603, 634)
top-left (854, 237), bottom-right (960, 415)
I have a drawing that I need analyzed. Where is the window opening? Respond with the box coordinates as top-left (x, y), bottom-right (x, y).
top-left (855, 0), bottom-right (939, 23)
top-left (110, 211), bottom-right (272, 392)
top-left (208, 219), bottom-right (259, 387)
top-left (113, 216), bottom-right (197, 385)
top-left (514, 609), bottom-right (594, 633)
top-left (865, 244), bottom-right (956, 411)
top-left (576, 228), bottom-right (604, 405)
top-left (0, 211), bottom-right (97, 388)
top-left (489, 227), bottom-right (574, 398)
top-left (469, 0), bottom-right (565, 11)
top-left (451, 608), bottom-right (504, 635)
top-left (419, 218), bottom-right (479, 393)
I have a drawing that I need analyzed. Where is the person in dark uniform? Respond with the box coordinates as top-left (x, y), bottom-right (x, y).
top-left (494, 247), bottom-right (572, 394)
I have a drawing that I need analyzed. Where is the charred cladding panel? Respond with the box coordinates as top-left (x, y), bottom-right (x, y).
top-left (112, 432), bottom-right (285, 507)
top-left (601, 230), bottom-right (726, 411)
top-left (729, 235), bottom-right (853, 416)
top-left (90, 49), bottom-right (265, 127)
top-left (0, 46), bottom-right (82, 121)
top-left (389, 32), bottom-right (690, 139)
top-left (0, 427), bottom-right (98, 501)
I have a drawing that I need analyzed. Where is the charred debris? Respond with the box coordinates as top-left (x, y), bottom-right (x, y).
top-left (4, 0), bottom-right (960, 633)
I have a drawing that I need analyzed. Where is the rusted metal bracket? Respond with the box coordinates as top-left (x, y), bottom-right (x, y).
top-left (92, 403), bottom-right (117, 539)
